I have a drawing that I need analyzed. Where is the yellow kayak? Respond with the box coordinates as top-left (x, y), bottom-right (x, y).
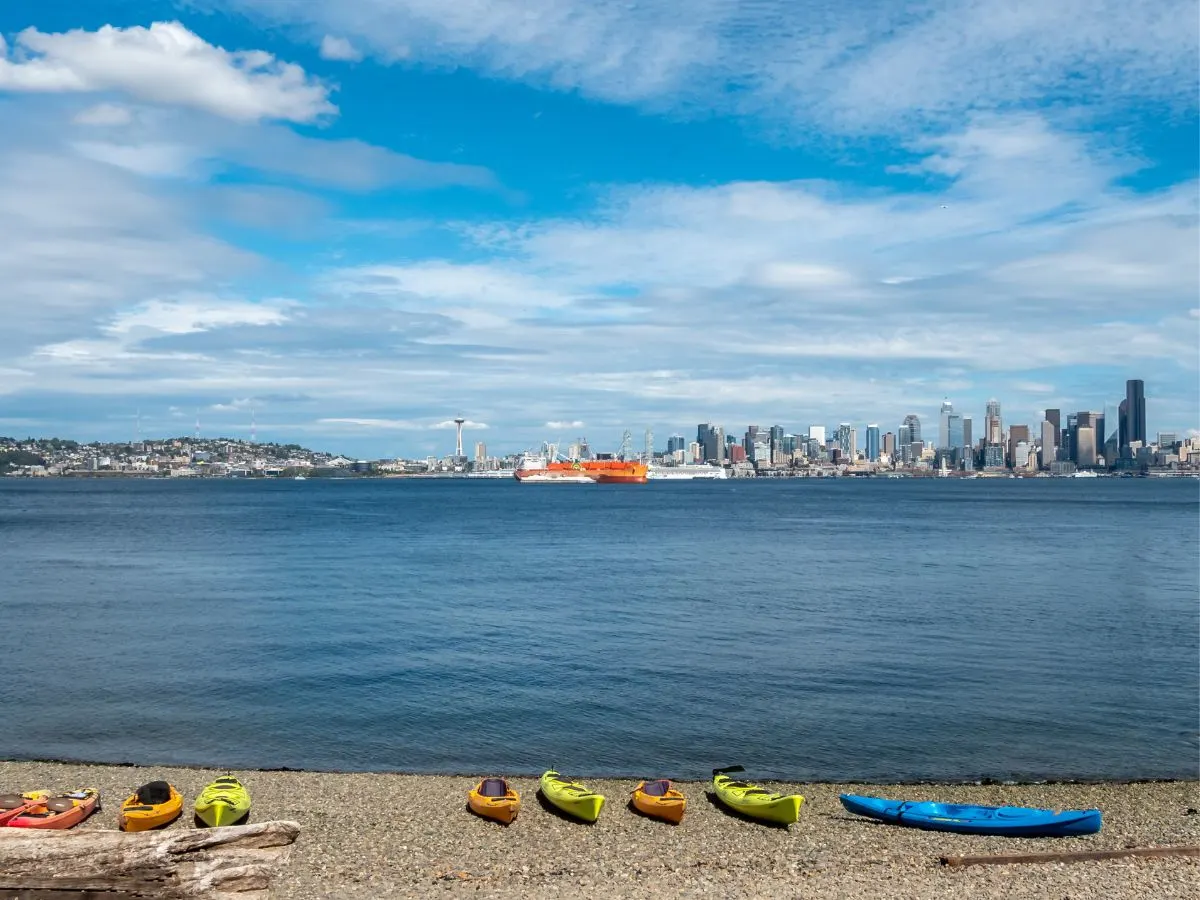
top-left (712, 766), bottom-right (803, 826)
top-left (539, 771), bottom-right (605, 823)
top-left (194, 776), bottom-right (251, 828)
top-left (119, 781), bottom-right (182, 832)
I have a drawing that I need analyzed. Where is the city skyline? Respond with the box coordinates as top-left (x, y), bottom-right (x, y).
top-left (0, 2), bottom-right (1196, 458)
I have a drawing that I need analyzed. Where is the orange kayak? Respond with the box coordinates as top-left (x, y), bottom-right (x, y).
top-left (4, 789), bottom-right (100, 829)
top-left (631, 779), bottom-right (686, 824)
top-left (0, 793), bottom-right (45, 826)
top-left (119, 781), bottom-right (182, 832)
top-left (468, 778), bottom-right (520, 824)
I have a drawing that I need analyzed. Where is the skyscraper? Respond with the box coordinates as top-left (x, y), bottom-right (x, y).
top-left (808, 425), bottom-right (826, 446)
top-left (1118, 399), bottom-right (1128, 450)
top-left (1124, 380), bottom-right (1145, 447)
top-left (897, 424), bottom-right (911, 461)
top-left (1008, 425), bottom-right (1030, 467)
top-left (947, 414), bottom-right (964, 452)
top-left (1044, 409), bottom-right (1060, 455)
top-left (962, 416), bottom-right (973, 451)
top-left (985, 399), bottom-right (1002, 446)
top-left (1040, 419), bottom-right (1056, 468)
top-left (902, 414), bottom-right (921, 446)
top-left (837, 424), bottom-right (853, 457)
top-left (667, 434), bottom-right (685, 454)
top-left (866, 424), bottom-right (881, 462)
top-left (938, 399), bottom-right (954, 449)
top-left (1076, 425), bottom-right (1098, 467)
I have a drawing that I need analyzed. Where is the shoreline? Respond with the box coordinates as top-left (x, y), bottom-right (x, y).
top-left (3, 754), bottom-right (1197, 786)
top-left (3, 760), bottom-right (1196, 899)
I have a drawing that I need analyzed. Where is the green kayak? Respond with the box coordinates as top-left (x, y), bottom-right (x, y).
top-left (539, 771), bottom-right (605, 823)
top-left (712, 766), bottom-right (803, 825)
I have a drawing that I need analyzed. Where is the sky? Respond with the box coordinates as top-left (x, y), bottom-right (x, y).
top-left (0, 0), bottom-right (1196, 458)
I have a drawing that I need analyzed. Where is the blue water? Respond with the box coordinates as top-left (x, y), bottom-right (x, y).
top-left (0, 478), bottom-right (1196, 782)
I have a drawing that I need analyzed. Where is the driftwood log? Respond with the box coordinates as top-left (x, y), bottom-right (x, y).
top-left (0, 820), bottom-right (300, 899)
top-left (940, 844), bottom-right (1200, 867)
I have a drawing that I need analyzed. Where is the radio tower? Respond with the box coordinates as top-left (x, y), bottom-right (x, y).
top-left (454, 417), bottom-right (466, 457)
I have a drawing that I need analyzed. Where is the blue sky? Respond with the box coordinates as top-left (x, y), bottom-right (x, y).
top-left (0, 0), bottom-right (1196, 457)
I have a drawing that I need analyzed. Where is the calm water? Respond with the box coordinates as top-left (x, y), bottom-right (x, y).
top-left (1, 478), bottom-right (1196, 782)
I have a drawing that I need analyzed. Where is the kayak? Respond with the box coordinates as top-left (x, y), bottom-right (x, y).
top-left (712, 766), bottom-right (803, 826)
top-left (539, 771), bottom-right (605, 823)
top-left (3, 789), bottom-right (99, 829)
top-left (119, 781), bottom-right (183, 832)
top-left (468, 777), bottom-right (520, 825)
top-left (631, 779), bottom-right (686, 824)
top-left (839, 794), bottom-right (1102, 836)
top-left (0, 793), bottom-right (44, 826)
top-left (194, 776), bottom-right (251, 828)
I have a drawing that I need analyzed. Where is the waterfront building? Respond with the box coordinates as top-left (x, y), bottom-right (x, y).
top-left (687, 441), bottom-right (702, 464)
top-left (1014, 441), bottom-right (1033, 469)
top-left (983, 444), bottom-right (1005, 468)
top-left (1124, 380), bottom-right (1146, 448)
top-left (866, 424), bottom-right (881, 462)
top-left (729, 444), bottom-right (747, 463)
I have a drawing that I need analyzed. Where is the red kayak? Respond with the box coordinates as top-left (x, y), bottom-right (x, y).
top-left (4, 789), bottom-right (100, 829)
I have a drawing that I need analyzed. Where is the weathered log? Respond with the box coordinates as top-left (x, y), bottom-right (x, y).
top-left (940, 844), bottom-right (1200, 868)
top-left (0, 820), bottom-right (299, 899)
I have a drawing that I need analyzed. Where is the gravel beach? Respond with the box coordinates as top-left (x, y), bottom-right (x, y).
top-left (1, 761), bottom-right (1196, 898)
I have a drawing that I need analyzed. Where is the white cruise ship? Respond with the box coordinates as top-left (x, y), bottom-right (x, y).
top-left (646, 464), bottom-right (728, 481)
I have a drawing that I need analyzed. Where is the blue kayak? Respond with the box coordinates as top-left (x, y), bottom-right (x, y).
top-left (839, 793), bottom-right (1102, 837)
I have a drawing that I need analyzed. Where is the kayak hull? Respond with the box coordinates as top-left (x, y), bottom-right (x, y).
top-left (468, 779), bottom-right (520, 825)
top-left (839, 794), bottom-right (1102, 837)
top-left (4, 790), bottom-right (99, 829)
top-left (120, 783), bottom-right (183, 832)
top-left (195, 777), bottom-right (251, 828)
top-left (539, 771), bottom-right (605, 823)
top-left (631, 781), bottom-right (686, 824)
top-left (712, 774), bottom-right (803, 825)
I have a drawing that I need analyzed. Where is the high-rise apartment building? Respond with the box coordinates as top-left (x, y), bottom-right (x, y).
top-left (837, 423), bottom-right (853, 458)
top-left (866, 424), bottom-right (881, 462)
top-left (1124, 380), bottom-right (1145, 447)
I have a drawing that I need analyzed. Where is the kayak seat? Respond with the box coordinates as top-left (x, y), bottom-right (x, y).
top-left (124, 805), bottom-right (155, 812)
top-left (479, 779), bottom-right (508, 798)
top-left (136, 782), bottom-right (172, 805)
top-left (641, 780), bottom-right (670, 797)
top-left (214, 778), bottom-right (239, 786)
top-left (45, 797), bottom-right (76, 813)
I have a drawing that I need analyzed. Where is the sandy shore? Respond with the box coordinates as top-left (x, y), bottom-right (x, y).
top-left (1, 761), bottom-right (1196, 898)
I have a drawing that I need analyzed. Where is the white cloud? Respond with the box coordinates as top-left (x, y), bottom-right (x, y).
top-left (0, 22), bottom-right (335, 123)
top-left (319, 35), bottom-right (362, 62)
top-left (319, 418), bottom-right (490, 430)
top-left (73, 102), bottom-right (133, 126)
top-left (104, 298), bottom-right (291, 337)
top-left (545, 420), bottom-right (584, 429)
top-left (211, 0), bottom-right (1197, 131)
